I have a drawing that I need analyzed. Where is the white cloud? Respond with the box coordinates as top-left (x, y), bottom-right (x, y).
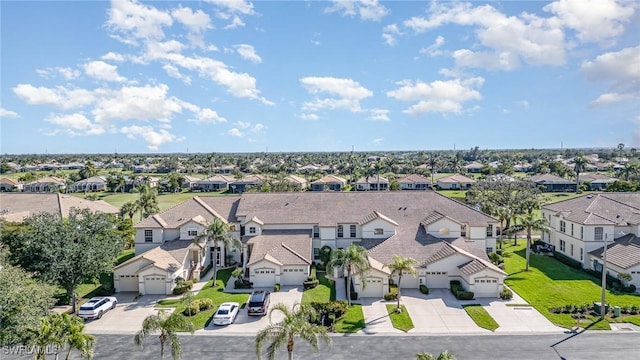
top-left (368, 109), bottom-right (390, 121)
top-left (224, 16), bottom-right (245, 29)
top-left (325, 0), bottom-right (389, 21)
top-left (171, 6), bottom-right (212, 33)
top-left (92, 84), bottom-right (183, 124)
top-left (83, 61), bottom-right (127, 82)
top-left (162, 64), bottom-right (191, 84)
top-left (382, 24), bottom-right (401, 46)
top-left (45, 113), bottom-right (105, 136)
top-left (102, 52), bottom-right (126, 62)
top-left (582, 46), bottom-right (640, 107)
top-left (0, 108), bottom-right (19, 118)
top-left (544, 0), bottom-right (635, 45)
top-left (106, 0), bottom-right (173, 43)
top-left (299, 113), bottom-right (319, 121)
top-left (372, 138), bottom-right (383, 144)
top-left (13, 84), bottom-right (95, 109)
top-left (57, 67), bottom-right (81, 80)
top-left (300, 77), bottom-right (373, 113)
top-left (228, 128), bottom-right (243, 137)
top-left (386, 77), bottom-right (484, 116)
top-left (192, 108), bottom-right (227, 124)
top-left (234, 44), bottom-right (262, 63)
top-left (121, 125), bottom-right (183, 150)
top-left (518, 100), bottom-right (530, 109)
top-left (251, 123), bottom-right (265, 132)
top-left (206, 0), bottom-right (255, 15)
top-left (419, 36), bottom-right (446, 57)
top-left (236, 120), bottom-right (251, 129)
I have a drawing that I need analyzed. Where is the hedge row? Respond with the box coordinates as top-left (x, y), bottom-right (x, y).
top-left (450, 280), bottom-right (474, 300)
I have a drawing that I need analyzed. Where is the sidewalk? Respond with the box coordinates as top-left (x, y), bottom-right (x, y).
top-left (334, 275), bottom-right (347, 301)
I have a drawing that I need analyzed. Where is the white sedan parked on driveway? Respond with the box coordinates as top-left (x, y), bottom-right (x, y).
top-left (78, 296), bottom-right (118, 320)
top-left (212, 302), bottom-right (240, 326)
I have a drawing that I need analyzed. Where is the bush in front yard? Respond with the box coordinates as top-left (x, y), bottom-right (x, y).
top-left (419, 284), bottom-right (429, 295)
top-left (457, 291), bottom-right (475, 300)
top-left (274, 283), bottom-right (280, 292)
top-left (183, 302), bottom-right (201, 316)
top-left (234, 278), bottom-right (253, 289)
top-left (172, 283), bottom-right (192, 295)
top-left (310, 265), bottom-right (317, 280)
top-left (197, 298), bottom-right (214, 311)
top-left (303, 278), bottom-right (319, 290)
top-left (383, 292), bottom-right (397, 301)
top-left (500, 288), bottom-right (513, 300)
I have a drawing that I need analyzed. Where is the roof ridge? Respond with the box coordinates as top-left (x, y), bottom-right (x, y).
top-left (280, 242), bottom-right (311, 264)
top-left (193, 196), bottom-right (228, 224)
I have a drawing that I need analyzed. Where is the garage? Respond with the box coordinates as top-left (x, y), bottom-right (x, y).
top-left (397, 273), bottom-right (419, 289)
top-left (144, 275), bottom-right (166, 295)
top-left (117, 274), bottom-right (139, 292)
top-left (252, 267), bottom-right (276, 287)
top-left (473, 277), bottom-right (499, 297)
top-left (426, 271), bottom-right (449, 288)
top-left (281, 266), bottom-right (308, 285)
top-left (360, 276), bottom-right (384, 298)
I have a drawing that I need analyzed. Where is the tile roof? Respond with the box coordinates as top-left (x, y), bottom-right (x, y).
top-left (589, 234), bottom-right (640, 269)
top-left (198, 175), bottom-right (234, 183)
top-left (396, 174), bottom-right (431, 184)
top-left (527, 173), bottom-right (573, 184)
top-left (0, 193), bottom-right (118, 222)
top-left (311, 175), bottom-right (347, 185)
top-left (356, 176), bottom-right (389, 184)
top-left (0, 177), bottom-right (20, 185)
top-left (458, 259), bottom-right (488, 276)
top-left (437, 174), bottom-right (475, 183)
top-left (136, 195), bottom-right (240, 228)
top-left (246, 230), bottom-right (312, 266)
top-left (359, 211), bottom-right (399, 226)
top-left (542, 193), bottom-right (640, 226)
top-left (115, 239), bottom-right (192, 272)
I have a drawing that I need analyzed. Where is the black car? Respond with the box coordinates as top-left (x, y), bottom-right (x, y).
top-left (247, 290), bottom-right (270, 316)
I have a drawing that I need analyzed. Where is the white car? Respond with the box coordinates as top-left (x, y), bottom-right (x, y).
top-left (212, 302), bottom-right (240, 326)
top-left (78, 296), bottom-right (117, 320)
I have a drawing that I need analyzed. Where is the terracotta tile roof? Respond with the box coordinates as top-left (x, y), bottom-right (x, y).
top-left (397, 174), bottom-right (431, 184)
top-left (589, 234), bottom-right (640, 269)
top-left (0, 177), bottom-right (19, 185)
top-left (246, 230), bottom-right (312, 266)
top-left (542, 193), bottom-right (640, 226)
top-left (285, 175), bottom-right (307, 185)
top-left (0, 193), bottom-right (118, 222)
top-left (115, 240), bottom-right (191, 273)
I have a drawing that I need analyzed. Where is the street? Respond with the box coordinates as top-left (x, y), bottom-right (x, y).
top-left (3, 331), bottom-right (639, 360)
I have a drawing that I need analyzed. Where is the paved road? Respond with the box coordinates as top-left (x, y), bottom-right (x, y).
top-left (3, 331), bottom-right (639, 360)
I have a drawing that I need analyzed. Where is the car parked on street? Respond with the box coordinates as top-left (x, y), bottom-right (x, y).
top-left (247, 290), bottom-right (270, 316)
top-left (212, 302), bottom-right (240, 325)
top-left (78, 296), bottom-right (117, 320)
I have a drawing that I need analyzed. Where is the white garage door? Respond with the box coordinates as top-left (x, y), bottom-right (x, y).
top-left (398, 273), bottom-right (419, 289)
top-left (426, 271), bottom-right (449, 288)
top-left (144, 276), bottom-right (166, 295)
top-left (360, 277), bottom-right (384, 298)
top-left (474, 278), bottom-right (498, 298)
top-left (253, 268), bottom-right (276, 287)
top-left (117, 274), bottom-right (139, 292)
top-left (281, 267), bottom-right (307, 285)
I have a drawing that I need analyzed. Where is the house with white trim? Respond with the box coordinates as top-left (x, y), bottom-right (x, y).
top-left (310, 175), bottom-right (347, 191)
top-left (436, 174), bottom-right (475, 190)
top-left (541, 193), bottom-right (640, 289)
top-left (397, 174), bottom-right (432, 191)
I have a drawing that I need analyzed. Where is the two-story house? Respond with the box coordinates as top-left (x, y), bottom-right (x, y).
top-left (541, 193), bottom-right (640, 289)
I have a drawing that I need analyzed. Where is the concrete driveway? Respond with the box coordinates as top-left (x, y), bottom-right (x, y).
top-left (200, 286), bottom-right (303, 334)
top-left (360, 298), bottom-right (403, 334)
top-left (84, 293), bottom-right (173, 334)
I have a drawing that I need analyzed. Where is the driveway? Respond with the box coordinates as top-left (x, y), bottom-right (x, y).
top-left (84, 293), bottom-right (173, 334)
top-left (359, 298), bottom-right (403, 334)
top-left (200, 286), bottom-right (303, 334)
top-left (400, 289), bottom-right (487, 334)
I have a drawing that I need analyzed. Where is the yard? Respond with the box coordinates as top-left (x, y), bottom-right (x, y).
top-left (386, 305), bottom-right (414, 332)
top-left (463, 304), bottom-right (499, 331)
top-left (156, 268), bottom-right (249, 330)
top-left (503, 241), bottom-right (640, 329)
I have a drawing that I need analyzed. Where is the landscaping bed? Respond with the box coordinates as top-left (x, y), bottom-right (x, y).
top-left (386, 305), bottom-right (414, 332)
top-left (463, 304), bottom-right (499, 331)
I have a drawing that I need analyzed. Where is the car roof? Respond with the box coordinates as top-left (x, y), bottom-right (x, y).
top-left (220, 302), bottom-right (238, 307)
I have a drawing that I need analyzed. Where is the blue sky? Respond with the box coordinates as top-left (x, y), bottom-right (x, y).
top-left (1, 0), bottom-right (638, 154)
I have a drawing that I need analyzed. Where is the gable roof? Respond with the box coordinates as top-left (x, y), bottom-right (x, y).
top-left (527, 173), bottom-right (573, 184)
top-left (437, 174), bottom-right (475, 183)
top-left (542, 193), bottom-right (640, 226)
top-left (284, 175), bottom-right (307, 185)
top-left (115, 239), bottom-right (194, 272)
top-left (0, 177), bottom-right (20, 185)
top-left (246, 230), bottom-right (311, 266)
top-left (356, 176), bottom-right (389, 184)
top-left (589, 234), bottom-right (640, 269)
top-left (311, 175), bottom-right (347, 185)
top-left (0, 193), bottom-right (118, 222)
top-left (135, 195), bottom-right (240, 229)
top-left (198, 175), bottom-right (234, 184)
top-left (359, 211), bottom-right (398, 226)
top-left (397, 174), bottom-right (431, 184)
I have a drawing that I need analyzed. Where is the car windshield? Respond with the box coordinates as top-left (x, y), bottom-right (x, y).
top-left (249, 301), bottom-right (263, 307)
top-left (79, 305), bottom-right (94, 310)
top-left (217, 309), bottom-right (229, 315)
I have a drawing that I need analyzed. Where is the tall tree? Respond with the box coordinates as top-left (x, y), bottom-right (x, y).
top-left (573, 156), bottom-right (588, 193)
top-left (136, 184), bottom-right (159, 221)
top-left (134, 310), bottom-right (195, 360)
top-left (193, 218), bottom-right (240, 287)
top-left (386, 255), bottom-right (418, 312)
top-left (325, 244), bottom-right (370, 306)
top-left (17, 209), bottom-right (123, 313)
top-left (512, 212), bottom-right (550, 271)
top-left (63, 313), bottom-right (96, 360)
top-left (427, 155), bottom-right (440, 187)
top-left (255, 302), bottom-right (331, 360)
top-left (25, 313), bottom-right (95, 360)
top-left (119, 201), bottom-right (139, 221)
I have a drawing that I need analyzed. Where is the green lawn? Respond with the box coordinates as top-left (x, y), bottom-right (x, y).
top-left (503, 241), bottom-right (640, 329)
top-left (156, 268), bottom-right (249, 330)
top-left (301, 272), bottom-right (335, 304)
top-left (463, 304), bottom-right (499, 331)
top-left (334, 304), bottom-right (365, 333)
top-left (436, 190), bottom-right (467, 202)
top-left (386, 305), bottom-right (414, 332)
top-left (115, 248), bottom-right (135, 265)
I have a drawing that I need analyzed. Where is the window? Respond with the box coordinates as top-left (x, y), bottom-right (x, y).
top-left (559, 239), bottom-right (566, 252)
top-left (144, 229), bottom-right (153, 242)
top-left (313, 248), bottom-right (320, 260)
top-left (594, 227), bottom-right (603, 241)
top-left (570, 244), bottom-right (574, 257)
top-left (580, 226), bottom-right (584, 240)
top-left (560, 220), bottom-right (566, 233)
top-left (313, 225), bottom-right (319, 238)
top-left (486, 247), bottom-right (493, 254)
top-left (580, 248), bottom-right (583, 261)
top-left (249, 227), bottom-right (256, 234)
top-left (337, 225), bottom-right (343, 238)
top-left (486, 224), bottom-right (493, 237)
top-left (571, 224), bottom-right (574, 236)
top-left (374, 228), bottom-right (383, 235)
top-left (350, 225), bottom-right (356, 237)
top-left (187, 230), bottom-right (197, 236)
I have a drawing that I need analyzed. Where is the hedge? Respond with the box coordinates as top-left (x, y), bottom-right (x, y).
top-left (552, 251), bottom-right (583, 270)
top-left (450, 280), bottom-right (474, 300)
top-left (303, 278), bottom-right (319, 290)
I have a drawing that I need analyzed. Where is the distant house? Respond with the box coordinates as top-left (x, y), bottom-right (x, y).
top-left (0, 193), bottom-right (118, 222)
top-left (310, 175), bottom-right (347, 191)
top-left (513, 163), bottom-right (533, 173)
top-left (71, 176), bottom-right (108, 192)
top-left (355, 176), bottom-right (389, 191)
top-left (465, 162), bottom-right (485, 173)
top-left (0, 177), bottom-right (22, 192)
top-left (436, 174), bottom-right (475, 190)
top-left (284, 175), bottom-right (307, 190)
top-left (23, 177), bottom-right (66, 193)
top-left (396, 174), bottom-right (432, 190)
top-left (526, 174), bottom-right (576, 192)
top-left (194, 175), bottom-right (234, 192)
top-left (213, 165), bottom-right (235, 174)
top-left (579, 173), bottom-right (618, 191)
top-left (229, 174), bottom-right (266, 193)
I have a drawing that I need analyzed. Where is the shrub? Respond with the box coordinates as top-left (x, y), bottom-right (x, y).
top-left (192, 278), bottom-right (198, 284)
top-left (621, 285), bottom-right (637, 293)
top-left (500, 288), bottom-right (513, 300)
top-left (310, 265), bottom-right (317, 280)
top-left (303, 279), bottom-right (319, 290)
top-left (309, 301), bottom-right (349, 326)
top-left (350, 291), bottom-right (358, 301)
top-left (183, 302), bottom-right (200, 316)
top-left (552, 252), bottom-right (582, 270)
top-left (457, 291), bottom-right (474, 300)
top-left (496, 249), bottom-right (503, 256)
top-left (198, 298), bottom-right (214, 311)
top-left (234, 278), bottom-right (253, 289)
top-left (172, 281), bottom-right (193, 295)
top-left (419, 284), bottom-right (429, 295)
top-left (383, 292), bottom-right (397, 301)
top-left (274, 283), bottom-right (280, 292)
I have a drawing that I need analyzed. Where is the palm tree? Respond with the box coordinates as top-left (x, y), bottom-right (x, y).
top-left (64, 315), bottom-right (96, 360)
top-left (618, 162), bottom-right (639, 181)
top-left (136, 184), bottom-right (159, 221)
top-left (134, 310), bottom-right (195, 360)
top-left (386, 255), bottom-right (418, 312)
top-left (120, 201), bottom-right (139, 221)
top-left (325, 244), bottom-right (370, 306)
top-left (494, 206), bottom-right (510, 250)
top-left (573, 156), bottom-right (588, 193)
top-left (513, 213), bottom-right (550, 271)
top-left (26, 314), bottom-right (66, 360)
top-left (194, 218), bottom-right (240, 287)
top-left (255, 302), bottom-right (331, 360)
top-left (416, 351), bottom-right (456, 360)
top-left (427, 155), bottom-right (439, 186)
